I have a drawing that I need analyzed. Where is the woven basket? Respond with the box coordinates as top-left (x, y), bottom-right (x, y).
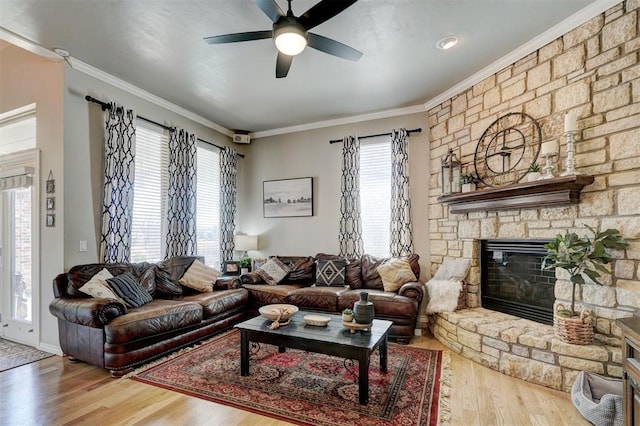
top-left (553, 304), bottom-right (594, 345)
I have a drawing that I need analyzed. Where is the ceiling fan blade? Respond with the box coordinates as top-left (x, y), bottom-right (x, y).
top-left (276, 52), bottom-right (293, 78)
top-left (204, 30), bottom-right (272, 44)
top-left (253, 0), bottom-right (285, 23)
top-left (298, 0), bottom-right (358, 30)
top-left (308, 33), bottom-right (362, 61)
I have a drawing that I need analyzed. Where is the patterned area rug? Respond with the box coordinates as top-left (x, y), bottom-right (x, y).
top-left (0, 338), bottom-right (54, 372)
top-left (132, 329), bottom-right (449, 425)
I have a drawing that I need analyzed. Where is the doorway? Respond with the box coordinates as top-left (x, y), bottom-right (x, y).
top-left (0, 105), bottom-right (39, 346)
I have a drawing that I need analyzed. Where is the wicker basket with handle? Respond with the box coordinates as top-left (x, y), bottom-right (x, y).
top-left (553, 304), bottom-right (594, 345)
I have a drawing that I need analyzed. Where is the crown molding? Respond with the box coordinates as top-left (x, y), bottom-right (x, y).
top-left (68, 57), bottom-right (233, 137)
top-left (0, 26), bottom-right (232, 136)
top-left (0, 27), bottom-right (62, 61)
top-left (252, 104), bottom-right (426, 139)
top-left (423, 0), bottom-right (622, 111)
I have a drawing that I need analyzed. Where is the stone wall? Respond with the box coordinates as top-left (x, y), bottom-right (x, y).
top-left (428, 1), bottom-right (640, 343)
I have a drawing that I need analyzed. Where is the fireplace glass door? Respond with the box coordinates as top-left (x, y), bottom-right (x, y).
top-left (481, 240), bottom-right (555, 325)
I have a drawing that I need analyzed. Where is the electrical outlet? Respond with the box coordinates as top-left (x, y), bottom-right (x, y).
top-left (79, 240), bottom-right (87, 252)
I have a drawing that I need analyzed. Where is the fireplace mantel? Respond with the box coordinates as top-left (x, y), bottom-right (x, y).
top-left (437, 175), bottom-right (594, 214)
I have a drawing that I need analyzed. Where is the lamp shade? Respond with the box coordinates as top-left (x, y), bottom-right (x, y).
top-left (234, 235), bottom-right (258, 252)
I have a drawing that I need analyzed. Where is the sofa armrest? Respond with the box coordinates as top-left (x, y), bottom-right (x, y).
top-left (398, 281), bottom-right (424, 305)
top-left (214, 275), bottom-right (241, 290)
top-left (49, 297), bottom-right (127, 328)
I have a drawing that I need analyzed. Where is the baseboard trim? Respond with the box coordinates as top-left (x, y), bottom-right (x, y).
top-left (39, 342), bottom-right (63, 356)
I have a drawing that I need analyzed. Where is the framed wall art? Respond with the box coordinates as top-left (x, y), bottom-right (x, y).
top-left (263, 177), bottom-right (313, 218)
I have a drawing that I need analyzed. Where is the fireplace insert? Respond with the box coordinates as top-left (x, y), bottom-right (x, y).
top-left (480, 239), bottom-right (555, 325)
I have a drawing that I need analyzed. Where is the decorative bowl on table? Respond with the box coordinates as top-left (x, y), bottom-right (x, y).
top-left (303, 314), bottom-right (331, 327)
top-left (259, 304), bottom-right (299, 322)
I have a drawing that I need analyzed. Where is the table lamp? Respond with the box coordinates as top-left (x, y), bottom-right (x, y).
top-left (234, 234), bottom-right (258, 259)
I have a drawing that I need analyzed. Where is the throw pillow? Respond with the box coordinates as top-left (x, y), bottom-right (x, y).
top-left (79, 268), bottom-right (123, 301)
top-left (179, 259), bottom-right (220, 292)
top-left (315, 259), bottom-right (347, 286)
top-left (106, 272), bottom-right (153, 308)
top-left (432, 258), bottom-right (471, 281)
top-left (276, 256), bottom-right (315, 283)
top-left (154, 267), bottom-right (183, 297)
top-left (315, 253), bottom-right (363, 289)
top-left (376, 258), bottom-right (417, 292)
top-left (256, 257), bottom-right (290, 286)
top-left (425, 279), bottom-right (462, 314)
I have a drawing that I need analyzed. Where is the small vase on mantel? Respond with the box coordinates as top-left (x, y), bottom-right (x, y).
top-left (353, 291), bottom-right (375, 325)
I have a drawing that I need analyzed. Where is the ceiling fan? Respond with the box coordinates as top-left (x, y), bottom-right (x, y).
top-left (204, 0), bottom-right (362, 78)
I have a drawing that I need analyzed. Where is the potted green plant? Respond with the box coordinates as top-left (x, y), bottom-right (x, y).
top-left (460, 173), bottom-right (478, 193)
top-left (542, 225), bottom-right (628, 344)
top-left (527, 163), bottom-right (542, 182)
top-left (239, 257), bottom-right (252, 275)
top-left (342, 308), bottom-right (353, 323)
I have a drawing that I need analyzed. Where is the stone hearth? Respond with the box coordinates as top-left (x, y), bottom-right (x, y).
top-left (429, 308), bottom-right (621, 392)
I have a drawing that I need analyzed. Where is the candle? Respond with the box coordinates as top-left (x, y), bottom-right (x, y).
top-left (540, 140), bottom-right (559, 156)
top-left (564, 112), bottom-right (578, 133)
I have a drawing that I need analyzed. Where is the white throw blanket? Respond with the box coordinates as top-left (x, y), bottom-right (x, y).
top-left (425, 279), bottom-right (462, 314)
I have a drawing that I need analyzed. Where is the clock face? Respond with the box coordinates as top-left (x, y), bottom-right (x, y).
top-left (474, 112), bottom-right (542, 187)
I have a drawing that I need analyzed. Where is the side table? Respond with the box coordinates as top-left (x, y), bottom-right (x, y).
top-left (617, 317), bottom-right (640, 426)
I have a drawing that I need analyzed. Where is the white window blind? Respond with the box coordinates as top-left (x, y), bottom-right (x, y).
top-left (360, 137), bottom-right (391, 258)
top-left (196, 142), bottom-right (221, 267)
top-left (130, 122), bottom-right (169, 263)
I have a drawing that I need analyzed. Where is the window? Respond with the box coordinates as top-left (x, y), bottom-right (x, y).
top-left (130, 123), bottom-right (222, 266)
top-left (130, 122), bottom-right (169, 263)
top-left (359, 137), bottom-right (391, 258)
top-left (196, 142), bottom-right (221, 267)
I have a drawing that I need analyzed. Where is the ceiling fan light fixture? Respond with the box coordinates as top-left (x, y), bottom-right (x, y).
top-left (274, 23), bottom-right (307, 56)
top-left (436, 36), bottom-right (458, 50)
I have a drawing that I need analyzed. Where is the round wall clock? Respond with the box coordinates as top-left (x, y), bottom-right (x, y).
top-left (474, 112), bottom-right (542, 187)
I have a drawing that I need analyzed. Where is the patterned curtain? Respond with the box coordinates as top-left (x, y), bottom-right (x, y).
top-left (100, 102), bottom-right (136, 263)
top-left (165, 128), bottom-right (198, 258)
top-left (389, 128), bottom-right (414, 256)
top-left (339, 135), bottom-right (364, 258)
top-left (219, 146), bottom-right (238, 262)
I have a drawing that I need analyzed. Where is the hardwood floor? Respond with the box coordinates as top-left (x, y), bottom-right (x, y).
top-left (0, 334), bottom-right (588, 426)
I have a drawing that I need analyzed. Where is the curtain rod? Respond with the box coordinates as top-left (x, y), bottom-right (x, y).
top-left (85, 95), bottom-right (245, 158)
top-left (329, 128), bottom-right (422, 144)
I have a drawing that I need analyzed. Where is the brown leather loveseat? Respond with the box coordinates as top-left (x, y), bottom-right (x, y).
top-left (49, 256), bottom-right (248, 377)
top-left (241, 253), bottom-right (424, 343)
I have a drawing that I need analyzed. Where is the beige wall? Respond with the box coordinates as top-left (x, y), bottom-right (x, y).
top-left (242, 112), bottom-right (431, 282)
top-left (427, 1), bottom-right (640, 339)
top-left (0, 45), bottom-right (64, 349)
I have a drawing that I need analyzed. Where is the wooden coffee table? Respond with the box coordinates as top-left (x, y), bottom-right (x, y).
top-left (235, 310), bottom-right (393, 405)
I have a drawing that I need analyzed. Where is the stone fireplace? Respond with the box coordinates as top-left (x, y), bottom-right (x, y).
top-left (425, 2), bottom-right (640, 392)
top-left (480, 239), bottom-right (555, 325)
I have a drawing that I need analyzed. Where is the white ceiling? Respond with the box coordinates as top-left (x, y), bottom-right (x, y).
top-left (0, 0), bottom-right (601, 135)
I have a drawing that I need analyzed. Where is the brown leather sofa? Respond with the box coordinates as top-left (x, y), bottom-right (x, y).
top-left (240, 253), bottom-right (424, 344)
top-left (49, 256), bottom-right (248, 377)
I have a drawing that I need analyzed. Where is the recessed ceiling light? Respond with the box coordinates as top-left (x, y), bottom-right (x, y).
top-left (436, 36), bottom-right (458, 50)
top-left (53, 48), bottom-right (70, 57)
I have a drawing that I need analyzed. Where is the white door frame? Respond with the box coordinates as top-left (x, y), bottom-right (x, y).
top-left (0, 149), bottom-right (40, 346)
